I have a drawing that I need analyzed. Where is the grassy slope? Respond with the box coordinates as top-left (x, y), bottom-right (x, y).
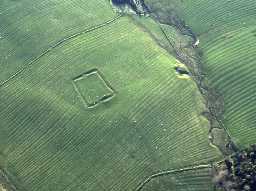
top-left (145, 0), bottom-right (256, 148)
top-left (0, 0), bottom-right (116, 82)
top-left (201, 27), bottom-right (256, 148)
top-left (0, 5), bottom-right (222, 191)
top-left (0, 8), bottom-right (222, 191)
top-left (141, 167), bottom-right (214, 191)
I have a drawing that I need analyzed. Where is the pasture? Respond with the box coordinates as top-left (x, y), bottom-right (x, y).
top-left (0, 4), bottom-right (221, 190)
top-left (145, 0), bottom-right (256, 148)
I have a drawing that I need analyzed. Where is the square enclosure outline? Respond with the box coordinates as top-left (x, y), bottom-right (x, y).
top-left (72, 69), bottom-right (115, 108)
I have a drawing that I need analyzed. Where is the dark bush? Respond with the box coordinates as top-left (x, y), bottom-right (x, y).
top-left (217, 144), bottom-right (256, 191)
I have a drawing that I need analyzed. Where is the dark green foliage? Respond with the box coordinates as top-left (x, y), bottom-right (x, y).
top-left (174, 66), bottom-right (190, 75)
top-left (218, 145), bottom-right (256, 191)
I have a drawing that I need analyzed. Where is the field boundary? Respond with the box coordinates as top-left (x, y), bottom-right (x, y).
top-left (160, 20), bottom-right (237, 152)
top-left (136, 3), bottom-right (237, 154)
top-left (0, 14), bottom-right (123, 88)
top-left (135, 164), bottom-right (212, 191)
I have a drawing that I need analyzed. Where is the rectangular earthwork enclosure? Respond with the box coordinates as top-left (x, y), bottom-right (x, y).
top-left (72, 69), bottom-right (115, 108)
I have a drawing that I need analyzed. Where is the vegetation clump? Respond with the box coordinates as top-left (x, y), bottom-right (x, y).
top-left (111, 0), bottom-right (148, 15)
top-left (215, 145), bottom-right (256, 191)
top-left (174, 66), bottom-right (190, 75)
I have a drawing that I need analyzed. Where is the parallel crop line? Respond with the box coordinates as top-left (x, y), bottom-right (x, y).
top-left (135, 164), bottom-right (212, 191)
top-left (21, 114), bottom-right (77, 183)
top-left (27, 114), bottom-right (113, 188)
top-left (0, 14), bottom-right (122, 89)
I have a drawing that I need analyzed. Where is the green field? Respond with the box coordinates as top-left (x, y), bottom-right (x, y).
top-left (140, 166), bottom-right (214, 191)
top-left (0, 0), bottom-right (116, 82)
top-left (0, 2), bottom-right (222, 190)
top-left (1, 0), bottom-right (255, 190)
top-left (145, 0), bottom-right (256, 148)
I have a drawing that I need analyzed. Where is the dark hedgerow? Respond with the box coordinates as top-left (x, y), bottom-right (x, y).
top-left (215, 145), bottom-right (256, 191)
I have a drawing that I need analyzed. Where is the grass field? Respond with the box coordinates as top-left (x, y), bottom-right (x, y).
top-left (0, 4), bottom-right (222, 190)
top-left (201, 27), bottom-right (256, 148)
top-left (0, 0), bottom-right (116, 83)
top-left (145, 0), bottom-right (256, 148)
top-left (140, 166), bottom-right (214, 191)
